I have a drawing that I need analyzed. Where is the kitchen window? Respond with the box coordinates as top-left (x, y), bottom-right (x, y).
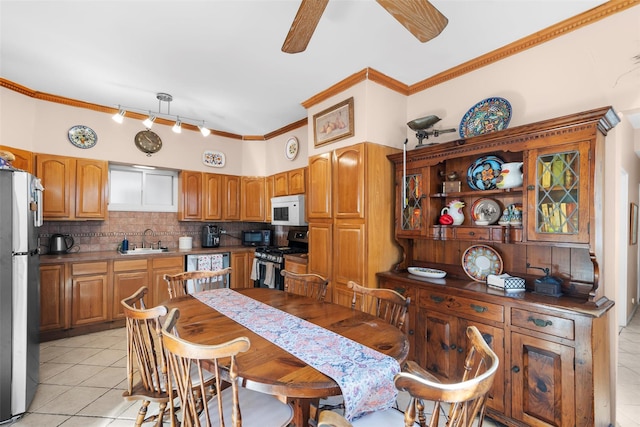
top-left (108, 164), bottom-right (178, 212)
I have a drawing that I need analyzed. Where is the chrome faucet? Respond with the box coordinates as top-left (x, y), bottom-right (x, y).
top-left (142, 228), bottom-right (154, 248)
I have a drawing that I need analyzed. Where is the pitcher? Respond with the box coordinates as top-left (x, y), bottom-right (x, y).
top-left (440, 200), bottom-right (465, 225)
top-left (496, 162), bottom-right (523, 189)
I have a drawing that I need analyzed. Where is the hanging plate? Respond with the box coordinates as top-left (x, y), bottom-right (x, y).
top-left (203, 150), bottom-right (226, 167)
top-left (459, 97), bottom-right (512, 138)
top-left (462, 244), bottom-right (503, 282)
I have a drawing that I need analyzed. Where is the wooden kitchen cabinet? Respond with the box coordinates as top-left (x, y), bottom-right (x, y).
top-left (36, 154), bottom-right (108, 220)
top-left (178, 170), bottom-right (203, 221)
top-left (273, 172), bottom-right (288, 197)
top-left (224, 175), bottom-right (241, 220)
top-left (307, 152), bottom-right (332, 219)
top-left (241, 176), bottom-right (265, 221)
top-left (0, 145), bottom-right (33, 173)
top-left (288, 168), bottom-right (306, 195)
top-left (39, 263), bottom-right (66, 332)
top-left (112, 259), bottom-right (149, 320)
top-left (265, 175), bottom-right (274, 222)
top-left (70, 261), bottom-right (109, 327)
top-left (203, 173), bottom-right (223, 221)
top-left (378, 271), bottom-right (612, 427)
top-left (231, 251), bottom-right (253, 288)
top-left (150, 256), bottom-right (184, 306)
top-left (308, 143), bottom-right (400, 306)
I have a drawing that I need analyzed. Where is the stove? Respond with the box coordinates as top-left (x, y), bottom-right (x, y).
top-left (253, 230), bottom-right (308, 289)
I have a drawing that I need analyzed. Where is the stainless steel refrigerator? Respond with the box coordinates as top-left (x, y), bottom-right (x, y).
top-left (0, 169), bottom-right (43, 423)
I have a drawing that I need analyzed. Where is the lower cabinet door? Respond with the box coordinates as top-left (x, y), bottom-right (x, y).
top-left (113, 271), bottom-right (149, 319)
top-left (71, 274), bottom-right (109, 326)
top-left (40, 263), bottom-right (66, 331)
top-left (418, 309), bottom-right (459, 382)
top-left (511, 332), bottom-right (575, 427)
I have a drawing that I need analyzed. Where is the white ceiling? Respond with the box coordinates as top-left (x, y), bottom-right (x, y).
top-left (0, 0), bottom-right (609, 137)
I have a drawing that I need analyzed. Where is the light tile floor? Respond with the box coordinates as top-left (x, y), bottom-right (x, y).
top-left (617, 310), bottom-right (640, 427)
top-left (5, 313), bottom-right (638, 427)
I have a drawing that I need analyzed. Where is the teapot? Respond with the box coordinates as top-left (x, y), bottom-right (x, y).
top-left (496, 162), bottom-right (523, 189)
top-left (440, 200), bottom-right (465, 226)
top-left (49, 233), bottom-right (77, 254)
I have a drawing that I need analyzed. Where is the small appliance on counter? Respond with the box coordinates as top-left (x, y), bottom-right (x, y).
top-left (242, 229), bottom-right (272, 247)
top-left (48, 233), bottom-right (78, 254)
top-left (201, 224), bottom-right (220, 248)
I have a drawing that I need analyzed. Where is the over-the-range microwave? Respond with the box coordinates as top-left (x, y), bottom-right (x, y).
top-left (271, 195), bottom-right (307, 226)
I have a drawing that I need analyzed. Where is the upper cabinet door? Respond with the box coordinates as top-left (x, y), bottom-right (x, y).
top-left (37, 154), bottom-right (74, 219)
top-left (0, 145), bottom-right (33, 174)
top-left (241, 176), bottom-right (265, 221)
top-left (333, 144), bottom-right (365, 219)
top-left (178, 171), bottom-right (203, 221)
top-left (224, 175), bottom-right (241, 221)
top-left (288, 168), bottom-right (306, 195)
top-left (308, 153), bottom-right (332, 219)
top-left (525, 141), bottom-right (591, 244)
top-left (203, 173), bottom-right (223, 221)
top-left (273, 172), bottom-right (289, 197)
top-left (75, 159), bottom-right (108, 219)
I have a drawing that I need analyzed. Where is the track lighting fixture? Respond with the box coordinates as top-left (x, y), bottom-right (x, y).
top-left (142, 113), bottom-right (156, 129)
top-left (112, 107), bottom-right (125, 123)
top-left (172, 117), bottom-right (182, 134)
top-left (199, 121), bottom-right (211, 137)
top-left (112, 93), bottom-right (210, 137)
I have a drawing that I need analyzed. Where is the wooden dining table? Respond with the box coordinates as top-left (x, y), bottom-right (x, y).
top-left (162, 287), bottom-right (409, 427)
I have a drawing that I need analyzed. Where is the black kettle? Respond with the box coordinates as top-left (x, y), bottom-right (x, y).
top-left (49, 233), bottom-right (76, 254)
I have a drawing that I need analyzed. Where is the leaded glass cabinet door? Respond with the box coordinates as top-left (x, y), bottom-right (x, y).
top-left (526, 141), bottom-right (591, 244)
top-left (397, 169), bottom-right (426, 237)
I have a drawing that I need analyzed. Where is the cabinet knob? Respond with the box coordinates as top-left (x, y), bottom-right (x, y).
top-left (408, 329), bottom-right (414, 336)
top-left (527, 185), bottom-right (535, 190)
top-left (457, 347), bottom-right (464, 353)
top-left (512, 366), bottom-right (520, 373)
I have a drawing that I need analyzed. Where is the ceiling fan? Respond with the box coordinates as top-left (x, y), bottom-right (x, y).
top-left (282, 0), bottom-right (448, 54)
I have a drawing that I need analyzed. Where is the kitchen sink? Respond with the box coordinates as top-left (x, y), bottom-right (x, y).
top-left (119, 247), bottom-right (169, 255)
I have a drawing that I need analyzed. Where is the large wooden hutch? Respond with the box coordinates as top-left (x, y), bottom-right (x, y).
top-left (381, 107), bottom-right (619, 426)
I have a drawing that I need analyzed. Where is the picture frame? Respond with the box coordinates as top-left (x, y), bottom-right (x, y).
top-left (313, 97), bottom-right (354, 147)
top-left (630, 203), bottom-right (638, 245)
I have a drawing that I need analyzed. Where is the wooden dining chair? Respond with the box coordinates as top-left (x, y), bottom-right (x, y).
top-left (164, 267), bottom-right (232, 299)
top-left (281, 269), bottom-right (329, 301)
top-left (120, 286), bottom-right (171, 427)
top-left (317, 325), bottom-right (500, 427)
top-left (347, 280), bottom-right (410, 333)
top-left (161, 307), bottom-right (294, 426)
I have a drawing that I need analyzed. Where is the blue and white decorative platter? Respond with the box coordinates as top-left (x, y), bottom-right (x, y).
top-left (462, 244), bottom-right (503, 282)
top-left (202, 150), bottom-right (225, 168)
top-left (459, 97), bottom-right (512, 138)
top-left (467, 155), bottom-right (504, 191)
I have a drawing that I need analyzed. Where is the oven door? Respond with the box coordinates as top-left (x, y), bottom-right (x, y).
top-left (252, 258), bottom-right (284, 290)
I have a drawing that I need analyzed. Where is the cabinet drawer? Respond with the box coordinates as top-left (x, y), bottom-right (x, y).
top-left (455, 227), bottom-right (491, 241)
top-left (113, 259), bottom-right (148, 271)
top-left (71, 261), bottom-right (108, 275)
top-left (419, 291), bottom-right (504, 323)
top-left (152, 256), bottom-right (184, 269)
top-left (511, 308), bottom-right (574, 340)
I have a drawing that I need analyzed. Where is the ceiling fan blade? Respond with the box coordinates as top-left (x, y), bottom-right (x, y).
top-left (282, 0), bottom-right (329, 54)
top-left (376, 0), bottom-right (448, 43)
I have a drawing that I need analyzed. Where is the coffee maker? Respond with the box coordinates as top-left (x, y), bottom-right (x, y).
top-left (201, 224), bottom-right (220, 248)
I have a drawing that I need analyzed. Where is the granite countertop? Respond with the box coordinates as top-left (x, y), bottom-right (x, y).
top-left (40, 245), bottom-right (255, 264)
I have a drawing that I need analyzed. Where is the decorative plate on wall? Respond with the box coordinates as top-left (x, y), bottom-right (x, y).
top-left (68, 125), bottom-right (97, 149)
top-left (459, 97), bottom-right (512, 138)
top-left (285, 136), bottom-right (299, 160)
top-left (203, 150), bottom-right (225, 167)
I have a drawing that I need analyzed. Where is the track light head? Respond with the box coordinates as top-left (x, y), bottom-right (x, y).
top-left (172, 118), bottom-right (182, 134)
top-left (112, 107), bottom-right (126, 124)
top-left (199, 122), bottom-right (211, 137)
top-left (142, 113), bottom-right (156, 129)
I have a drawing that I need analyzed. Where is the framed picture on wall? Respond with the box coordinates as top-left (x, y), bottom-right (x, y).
top-left (313, 97), bottom-right (354, 147)
top-left (630, 203), bottom-right (638, 245)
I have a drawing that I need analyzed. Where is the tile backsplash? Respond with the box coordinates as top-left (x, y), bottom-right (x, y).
top-left (39, 211), bottom-right (287, 254)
